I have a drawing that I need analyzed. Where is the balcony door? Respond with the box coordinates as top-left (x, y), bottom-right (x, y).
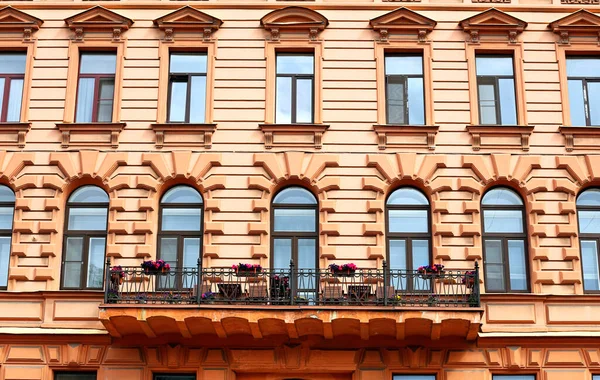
top-left (271, 187), bottom-right (318, 301)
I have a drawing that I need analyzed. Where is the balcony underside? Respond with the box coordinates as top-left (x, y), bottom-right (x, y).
top-left (99, 306), bottom-right (483, 341)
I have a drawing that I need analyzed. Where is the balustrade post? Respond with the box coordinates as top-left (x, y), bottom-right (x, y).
top-left (383, 260), bottom-right (388, 306)
top-left (197, 258), bottom-right (202, 305)
top-left (289, 260), bottom-right (295, 305)
top-left (474, 260), bottom-right (480, 307)
top-left (104, 257), bottom-right (111, 304)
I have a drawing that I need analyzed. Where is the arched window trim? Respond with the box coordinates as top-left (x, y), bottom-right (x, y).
top-left (157, 185), bottom-right (204, 273)
top-left (576, 187), bottom-right (600, 293)
top-left (385, 186), bottom-right (432, 292)
top-left (480, 185), bottom-right (530, 293)
top-left (61, 185), bottom-right (109, 290)
top-left (0, 185), bottom-right (14, 290)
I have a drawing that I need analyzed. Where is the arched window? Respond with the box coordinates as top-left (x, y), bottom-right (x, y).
top-left (386, 187), bottom-right (431, 290)
top-left (481, 187), bottom-right (528, 292)
top-left (158, 186), bottom-right (203, 270)
top-left (62, 186), bottom-right (109, 290)
top-left (577, 188), bottom-right (600, 292)
top-left (271, 187), bottom-right (318, 299)
top-left (0, 186), bottom-right (14, 290)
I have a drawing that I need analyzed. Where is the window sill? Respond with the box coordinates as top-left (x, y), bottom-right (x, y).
top-left (0, 122), bottom-right (31, 148)
top-left (259, 123), bottom-right (329, 149)
top-left (56, 122), bottom-right (126, 149)
top-left (466, 125), bottom-right (534, 152)
top-left (373, 124), bottom-right (439, 150)
top-left (559, 126), bottom-right (600, 152)
top-left (151, 123), bottom-right (217, 149)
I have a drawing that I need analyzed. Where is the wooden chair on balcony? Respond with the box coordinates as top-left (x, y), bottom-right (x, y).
top-left (321, 284), bottom-right (344, 304)
top-left (376, 285), bottom-right (395, 304)
top-left (247, 284), bottom-right (268, 304)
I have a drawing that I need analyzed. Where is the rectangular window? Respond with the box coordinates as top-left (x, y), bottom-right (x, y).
top-left (275, 53), bottom-right (314, 124)
top-left (385, 54), bottom-right (425, 125)
top-left (168, 53), bottom-right (207, 123)
top-left (55, 372), bottom-right (97, 380)
top-left (393, 376), bottom-right (435, 380)
top-left (75, 52), bottom-right (117, 123)
top-left (154, 375), bottom-right (196, 380)
top-left (0, 53), bottom-right (26, 122)
top-left (567, 56), bottom-right (600, 126)
top-left (475, 55), bottom-right (518, 125)
top-left (493, 376), bottom-right (535, 380)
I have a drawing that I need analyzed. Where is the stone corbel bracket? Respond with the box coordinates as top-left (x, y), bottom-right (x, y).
top-left (65, 6), bottom-right (133, 42)
top-left (549, 10), bottom-right (600, 45)
top-left (153, 6), bottom-right (223, 42)
top-left (459, 8), bottom-right (527, 44)
top-left (466, 125), bottom-right (534, 152)
top-left (373, 124), bottom-right (439, 150)
top-left (151, 123), bottom-right (216, 149)
top-left (370, 7), bottom-right (437, 43)
top-left (259, 123), bottom-right (329, 149)
top-left (56, 122), bottom-right (126, 149)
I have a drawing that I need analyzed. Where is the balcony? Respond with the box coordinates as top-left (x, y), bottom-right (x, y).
top-left (99, 261), bottom-right (483, 342)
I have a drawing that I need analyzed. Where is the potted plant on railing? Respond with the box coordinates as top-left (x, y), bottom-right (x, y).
top-left (111, 265), bottom-right (125, 285)
top-left (107, 289), bottom-right (119, 304)
top-left (136, 293), bottom-right (147, 304)
top-left (270, 275), bottom-right (290, 304)
top-left (417, 264), bottom-right (445, 279)
top-left (329, 263), bottom-right (357, 276)
top-left (294, 296), bottom-right (309, 305)
top-left (462, 270), bottom-right (477, 288)
top-left (141, 259), bottom-right (170, 275)
top-left (232, 263), bottom-right (262, 276)
top-left (201, 291), bottom-right (215, 304)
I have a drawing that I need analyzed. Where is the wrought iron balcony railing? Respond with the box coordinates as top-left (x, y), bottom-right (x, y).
top-left (104, 260), bottom-right (480, 308)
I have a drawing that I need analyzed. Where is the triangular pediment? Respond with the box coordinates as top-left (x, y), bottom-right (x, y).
top-left (549, 10), bottom-right (600, 32)
top-left (370, 8), bottom-right (437, 31)
top-left (65, 6), bottom-right (133, 31)
top-left (0, 6), bottom-right (43, 31)
top-left (261, 7), bottom-right (329, 31)
top-left (460, 8), bottom-right (527, 31)
top-left (154, 6), bottom-right (223, 31)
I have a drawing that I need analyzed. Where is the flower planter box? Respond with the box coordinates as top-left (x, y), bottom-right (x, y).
top-left (235, 269), bottom-right (261, 277)
top-left (332, 270), bottom-right (356, 277)
top-left (419, 271), bottom-right (445, 280)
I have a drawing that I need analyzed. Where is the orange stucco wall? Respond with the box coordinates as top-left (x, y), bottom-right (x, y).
top-left (0, 0), bottom-right (600, 378)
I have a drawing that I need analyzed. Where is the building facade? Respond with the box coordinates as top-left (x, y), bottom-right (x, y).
top-left (0, 0), bottom-right (599, 379)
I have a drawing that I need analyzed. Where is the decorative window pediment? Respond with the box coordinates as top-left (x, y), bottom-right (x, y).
top-left (65, 6), bottom-right (133, 42)
top-left (549, 10), bottom-right (600, 44)
top-left (153, 6), bottom-right (223, 42)
top-left (260, 6), bottom-right (328, 41)
top-left (0, 6), bottom-right (43, 41)
top-left (369, 7), bottom-right (436, 42)
top-left (459, 8), bottom-right (527, 43)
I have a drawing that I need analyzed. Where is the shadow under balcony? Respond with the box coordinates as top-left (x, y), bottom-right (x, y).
top-left (99, 262), bottom-right (483, 342)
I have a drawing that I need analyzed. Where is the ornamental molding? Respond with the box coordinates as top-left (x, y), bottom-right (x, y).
top-left (369, 7), bottom-right (437, 42)
top-left (0, 6), bottom-right (43, 41)
top-left (65, 6), bottom-right (133, 42)
top-left (549, 10), bottom-right (600, 44)
top-left (459, 8), bottom-right (527, 43)
top-left (260, 7), bottom-right (328, 41)
top-left (153, 6), bottom-right (223, 42)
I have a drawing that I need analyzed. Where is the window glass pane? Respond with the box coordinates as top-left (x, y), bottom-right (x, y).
top-left (483, 209), bottom-right (523, 233)
top-left (0, 186), bottom-right (13, 202)
top-left (69, 186), bottom-right (108, 203)
top-left (169, 81), bottom-right (187, 122)
top-left (508, 240), bottom-right (527, 291)
top-left (588, 82), bottom-right (600, 126)
top-left (162, 186), bottom-right (203, 204)
top-left (578, 189), bottom-right (600, 206)
top-left (0, 236), bottom-right (11, 288)
top-left (0, 207), bottom-right (14, 230)
top-left (387, 76), bottom-right (405, 124)
top-left (478, 83), bottom-right (497, 125)
top-left (407, 77), bottom-right (425, 125)
top-left (412, 240), bottom-right (431, 291)
top-left (484, 239), bottom-right (505, 291)
top-left (160, 237), bottom-right (178, 265)
top-left (482, 188), bottom-right (523, 206)
top-left (273, 238), bottom-right (292, 269)
top-left (80, 53), bottom-right (116, 74)
top-left (296, 78), bottom-right (313, 123)
top-left (568, 79), bottom-right (586, 126)
top-left (6, 79), bottom-right (23, 122)
top-left (276, 55), bottom-right (313, 75)
top-left (75, 77), bottom-right (95, 123)
top-left (274, 209), bottom-right (316, 232)
top-left (97, 78), bottom-right (114, 123)
top-left (578, 210), bottom-right (600, 234)
top-left (387, 188), bottom-right (429, 206)
top-left (385, 56), bottom-right (423, 75)
top-left (581, 240), bottom-right (600, 291)
top-left (64, 262), bottom-right (82, 288)
top-left (298, 238), bottom-right (317, 295)
top-left (393, 375), bottom-right (435, 380)
top-left (388, 209), bottom-right (428, 233)
top-left (0, 53), bottom-right (26, 74)
top-left (567, 58), bottom-right (600, 78)
top-left (65, 237), bottom-right (84, 261)
top-left (64, 237), bottom-right (84, 288)
top-left (190, 76), bottom-right (207, 123)
top-left (476, 56), bottom-right (514, 76)
top-left (275, 76), bottom-right (292, 123)
top-left (273, 187), bottom-right (316, 205)
top-left (0, 79), bottom-right (4, 118)
top-left (86, 237), bottom-right (105, 289)
top-left (170, 54), bottom-right (207, 74)
top-left (68, 208), bottom-right (108, 231)
top-left (161, 208), bottom-right (202, 231)
top-left (389, 239), bottom-right (406, 270)
top-left (499, 78), bottom-right (517, 125)
top-left (183, 238), bottom-right (201, 287)
top-left (55, 372), bottom-right (97, 380)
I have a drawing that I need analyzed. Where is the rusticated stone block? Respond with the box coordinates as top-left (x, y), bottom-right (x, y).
top-left (320, 223), bottom-right (341, 236)
top-left (363, 223), bottom-right (384, 236)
